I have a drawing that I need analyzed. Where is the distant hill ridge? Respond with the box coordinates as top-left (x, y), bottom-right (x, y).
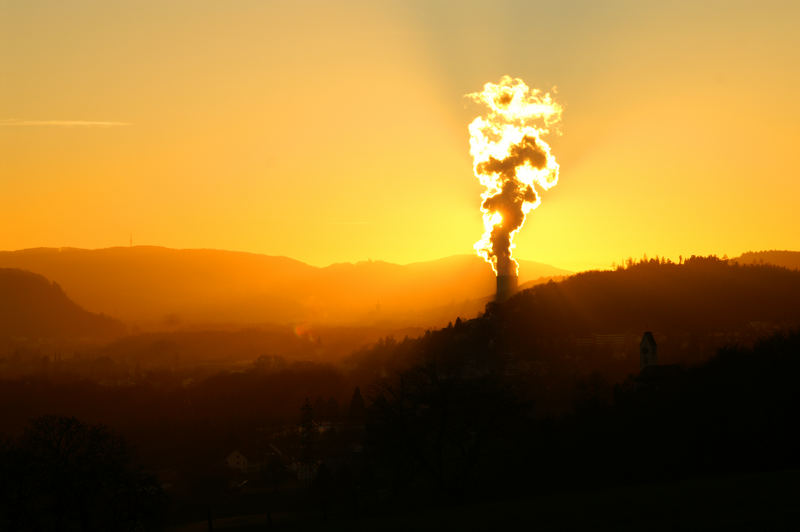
top-left (733, 250), bottom-right (800, 270)
top-left (0, 247), bottom-right (569, 327)
top-left (0, 268), bottom-right (125, 340)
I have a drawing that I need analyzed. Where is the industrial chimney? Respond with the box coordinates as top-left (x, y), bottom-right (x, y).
top-left (496, 273), bottom-right (518, 302)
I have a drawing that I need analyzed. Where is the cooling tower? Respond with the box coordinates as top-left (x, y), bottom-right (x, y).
top-left (496, 274), bottom-right (518, 303)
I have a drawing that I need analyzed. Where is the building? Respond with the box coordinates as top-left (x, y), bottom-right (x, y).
top-left (640, 331), bottom-right (658, 370)
top-left (225, 444), bottom-right (283, 474)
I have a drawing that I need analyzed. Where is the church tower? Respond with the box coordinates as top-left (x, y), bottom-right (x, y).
top-left (640, 331), bottom-right (657, 370)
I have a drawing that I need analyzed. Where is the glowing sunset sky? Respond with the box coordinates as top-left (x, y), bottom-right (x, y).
top-left (2, 0), bottom-right (799, 271)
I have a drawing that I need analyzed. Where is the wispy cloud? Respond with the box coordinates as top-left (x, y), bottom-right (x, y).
top-left (0, 119), bottom-right (131, 127)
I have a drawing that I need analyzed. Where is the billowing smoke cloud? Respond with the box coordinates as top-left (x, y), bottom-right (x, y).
top-left (468, 76), bottom-right (562, 276)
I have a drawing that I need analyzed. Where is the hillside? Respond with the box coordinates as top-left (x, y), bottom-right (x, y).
top-left (502, 256), bottom-right (800, 336)
top-left (351, 257), bottom-right (800, 409)
top-left (734, 250), bottom-right (800, 270)
top-left (0, 268), bottom-right (125, 340)
top-left (0, 247), bottom-right (568, 327)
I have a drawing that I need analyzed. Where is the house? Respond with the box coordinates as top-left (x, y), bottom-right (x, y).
top-left (225, 444), bottom-right (283, 474)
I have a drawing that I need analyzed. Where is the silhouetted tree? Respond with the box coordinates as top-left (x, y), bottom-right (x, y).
top-left (326, 397), bottom-right (340, 420)
top-left (348, 387), bottom-right (365, 424)
top-left (313, 396), bottom-right (326, 421)
top-left (366, 362), bottom-right (530, 502)
top-left (0, 415), bottom-right (163, 531)
top-left (311, 462), bottom-right (333, 522)
top-left (300, 398), bottom-right (314, 459)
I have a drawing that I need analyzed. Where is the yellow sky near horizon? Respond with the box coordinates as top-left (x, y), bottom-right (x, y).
top-left (2, 0), bottom-right (799, 272)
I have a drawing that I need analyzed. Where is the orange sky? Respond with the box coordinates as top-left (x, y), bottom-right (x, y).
top-left (2, 1), bottom-right (799, 272)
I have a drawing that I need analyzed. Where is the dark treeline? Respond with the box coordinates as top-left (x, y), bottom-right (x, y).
top-left (354, 328), bottom-right (800, 531)
top-left (0, 416), bottom-right (164, 531)
top-left (365, 327), bottom-right (800, 494)
top-left (0, 363), bottom-right (362, 529)
top-left (2, 256), bottom-right (800, 528)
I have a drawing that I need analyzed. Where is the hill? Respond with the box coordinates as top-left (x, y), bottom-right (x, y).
top-left (734, 250), bottom-right (800, 270)
top-left (501, 255), bottom-right (800, 336)
top-left (351, 256), bottom-right (800, 410)
top-left (0, 247), bottom-right (568, 327)
top-left (0, 268), bottom-right (125, 341)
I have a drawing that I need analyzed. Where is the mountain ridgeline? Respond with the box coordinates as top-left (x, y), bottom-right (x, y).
top-left (0, 247), bottom-right (569, 328)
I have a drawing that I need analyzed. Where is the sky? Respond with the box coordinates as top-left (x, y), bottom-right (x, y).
top-left (2, 0), bottom-right (799, 271)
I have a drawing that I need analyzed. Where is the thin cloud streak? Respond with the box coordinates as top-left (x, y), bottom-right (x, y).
top-left (0, 119), bottom-right (131, 127)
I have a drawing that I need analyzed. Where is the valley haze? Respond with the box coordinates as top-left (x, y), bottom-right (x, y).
top-left (0, 246), bottom-right (569, 328)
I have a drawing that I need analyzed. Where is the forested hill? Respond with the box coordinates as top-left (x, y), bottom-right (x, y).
top-left (351, 257), bottom-right (800, 395)
top-left (0, 269), bottom-right (125, 340)
top-left (500, 255), bottom-right (800, 336)
top-left (734, 250), bottom-right (800, 270)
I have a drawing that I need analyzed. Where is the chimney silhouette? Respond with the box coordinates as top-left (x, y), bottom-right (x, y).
top-left (496, 273), bottom-right (517, 302)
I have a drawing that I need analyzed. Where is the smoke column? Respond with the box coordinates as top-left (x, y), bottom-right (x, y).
top-left (467, 76), bottom-right (562, 279)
